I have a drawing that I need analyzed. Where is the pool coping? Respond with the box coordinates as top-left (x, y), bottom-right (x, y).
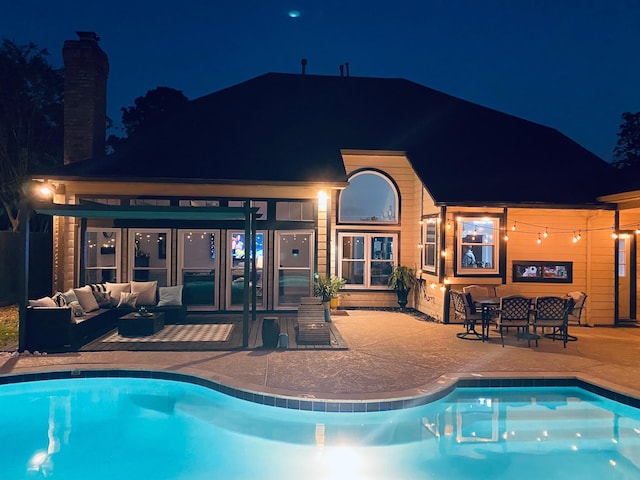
top-left (2, 368), bottom-right (639, 412)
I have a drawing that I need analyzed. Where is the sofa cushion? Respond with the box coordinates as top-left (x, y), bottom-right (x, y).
top-left (117, 291), bottom-right (139, 309)
top-left (93, 290), bottom-right (114, 308)
top-left (106, 282), bottom-right (131, 302)
top-left (62, 288), bottom-right (78, 305)
top-left (74, 286), bottom-right (100, 313)
top-left (131, 281), bottom-right (158, 306)
top-left (29, 296), bottom-right (57, 307)
top-left (68, 301), bottom-right (85, 317)
top-left (51, 291), bottom-right (67, 307)
top-left (88, 283), bottom-right (108, 293)
top-left (157, 285), bottom-right (183, 306)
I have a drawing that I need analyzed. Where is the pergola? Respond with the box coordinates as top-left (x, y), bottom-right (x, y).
top-left (18, 201), bottom-right (260, 350)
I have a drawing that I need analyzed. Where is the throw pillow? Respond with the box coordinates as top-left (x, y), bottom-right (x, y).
top-left (62, 288), bottom-right (78, 305)
top-left (131, 281), bottom-right (158, 306)
top-left (157, 285), bottom-right (183, 306)
top-left (106, 282), bottom-right (131, 302)
top-left (73, 285), bottom-right (100, 313)
top-left (93, 290), bottom-right (113, 308)
top-left (52, 291), bottom-right (67, 307)
top-left (88, 283), bottom-right (107, 293)
top-left (117, 291), bottom-right (139, 309)
top-left (28, 296), bottom-right (57, 308)
top-left (68, 301), bottom-right (85, 317)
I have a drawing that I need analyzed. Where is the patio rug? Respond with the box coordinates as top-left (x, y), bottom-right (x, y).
top-left (102, 324), bottom-right (233, 343)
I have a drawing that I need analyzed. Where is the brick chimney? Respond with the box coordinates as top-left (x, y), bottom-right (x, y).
top-left (63, 31), bottom-right (109, 164)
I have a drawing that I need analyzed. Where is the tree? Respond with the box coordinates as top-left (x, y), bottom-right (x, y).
top-left (0, 39), bottom-right (64, 231)
top-left (612, 112), bottom-right (640, 171)
top-left (107, 86), bottom-right (188, 153)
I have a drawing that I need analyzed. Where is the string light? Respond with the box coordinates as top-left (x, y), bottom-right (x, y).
top-left (504, 219), bottom-right (640, 245)
top-left (444, 216), bottom-right (640, 245)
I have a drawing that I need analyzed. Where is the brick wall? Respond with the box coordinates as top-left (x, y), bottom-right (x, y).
top-left (63, 32), bottom-right (109, 164)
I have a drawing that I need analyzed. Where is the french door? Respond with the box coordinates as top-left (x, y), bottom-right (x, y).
top-left (178, 229), bottom-right (219, 309)
top-left (226, 230), bottom-right (265, 310)
top-left (275, 231), bottom-right (314, 308)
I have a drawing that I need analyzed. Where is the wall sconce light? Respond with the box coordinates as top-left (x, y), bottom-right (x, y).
top-left (317, 190), bottom-right (327, 211)
top-left (39, 182), bottom-right (53, 198)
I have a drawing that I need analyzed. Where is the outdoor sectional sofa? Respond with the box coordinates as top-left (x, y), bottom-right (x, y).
top-left (25, 281), bottom-right (186, 352)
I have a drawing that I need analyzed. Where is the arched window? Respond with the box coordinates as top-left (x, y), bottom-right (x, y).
top-left (339, 171), bottom-right (398, 224)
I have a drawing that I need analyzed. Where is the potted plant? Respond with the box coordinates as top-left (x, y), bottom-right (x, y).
top-left (313, 274), bottom-right (346, 321)
top-left (387, 265), bottom-right (417, 310)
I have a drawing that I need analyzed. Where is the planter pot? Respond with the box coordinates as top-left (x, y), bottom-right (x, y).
top-left (396, 289), bottom-right (410, 310)
top-left (322, 300), bottom-right (331, 322)
top-left (261, 317), bottom-right (280, 348)
top-left (330, 297), bottom-right (339, 310)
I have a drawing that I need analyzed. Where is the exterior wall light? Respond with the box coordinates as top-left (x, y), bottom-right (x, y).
top-left (317, 190), bottom-right (327, 211)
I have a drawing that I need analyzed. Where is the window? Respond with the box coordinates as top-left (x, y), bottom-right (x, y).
top-left (275, 201), bottom-right (313, 221)
top-left (179, 199), bottom-right (220, 207)
top-left (84, 228), bottom-right (120, 284)
top-left (422, 217), bottom-right (438, 273)
top-left (338, 233), bottom-right (397, 288)
top-left (129, 229), bottom-right (171, 286)
top-left (130, 199), bottom-right (171, 206)
top-left (339, 171), bottom-right (398, 223)
top-left (456, 216), bottom-right (500, 275)
top-left (229, 200), bottom-right (268, 220)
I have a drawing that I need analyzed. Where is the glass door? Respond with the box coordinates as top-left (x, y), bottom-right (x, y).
top-left (227, 231), bottom-right (265, 310)
top-left (617, 233), bottom-right (636, 322)
top-left (179, 229), bottom-right (219, 309)
top-left (275, 231), bottom-right (313, 308)
top-left (128, 229), bottom-right (171, 286)
top-left (84, 228), bottom-right (120, 284)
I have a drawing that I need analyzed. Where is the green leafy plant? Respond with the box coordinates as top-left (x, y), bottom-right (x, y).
top-left (387, 265), bottom-right (417, 291)
top-left (314, 274), bottom-right (347, 302)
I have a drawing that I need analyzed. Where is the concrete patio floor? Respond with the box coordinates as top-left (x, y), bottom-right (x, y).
top-left (1, 310), bottom-right (639, 402)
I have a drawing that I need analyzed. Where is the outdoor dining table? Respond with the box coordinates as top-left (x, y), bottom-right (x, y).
top-left (473, 296), bottom-right (500, 342)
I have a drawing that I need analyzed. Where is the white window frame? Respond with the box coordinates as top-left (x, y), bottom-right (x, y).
top-left (422, 217), bottom-right (438, 273)
top-left (338, 232), bottom-right (398, 289)
top-left (456, 216), bottom-right (500, 275)
top-left (128, 228), bottom-right (172, 286)
top-left (84, 227), bottom-right (121, 284)
top-left (338, 170), bottom-right (399, 224)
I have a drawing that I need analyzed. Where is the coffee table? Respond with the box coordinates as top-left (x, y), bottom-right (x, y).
top-left (118, 312), bottom-right (165, 337)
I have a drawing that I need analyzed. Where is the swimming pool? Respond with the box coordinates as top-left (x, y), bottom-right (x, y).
top-left (1, 374), bottom-right (639, 479)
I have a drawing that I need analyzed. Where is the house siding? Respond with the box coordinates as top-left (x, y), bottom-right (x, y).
top-left (337, 153), bottom-right (421, 309)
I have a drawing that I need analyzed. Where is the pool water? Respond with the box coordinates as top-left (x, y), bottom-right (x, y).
top-left (1, 378), bottom-right (639, 479)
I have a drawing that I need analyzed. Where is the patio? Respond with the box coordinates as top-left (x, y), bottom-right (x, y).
top-left (80, 313), bottom-right (348, 351)
top-left (1, 310), bottom-right (639, 402)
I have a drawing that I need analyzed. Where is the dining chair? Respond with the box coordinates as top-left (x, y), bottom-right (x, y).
top-left (566, 291), bottom-right (588, 326)
top-left (496, 295), bottom-right (534, 347)
top-left (533, 296), bottom-right (571, 348)
top-left (463, 285), bottom-right (494, 300)
top-left (494, 284), bottom-right (519, 298)
top-left (450, 290), bottom-right (484, 340)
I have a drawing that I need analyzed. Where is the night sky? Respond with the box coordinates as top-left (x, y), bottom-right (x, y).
top-left (2, 0), bottom-right (639, 161)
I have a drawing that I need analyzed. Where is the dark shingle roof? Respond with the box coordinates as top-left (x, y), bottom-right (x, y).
top-left (52, 73), bottom-right (619, 204)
